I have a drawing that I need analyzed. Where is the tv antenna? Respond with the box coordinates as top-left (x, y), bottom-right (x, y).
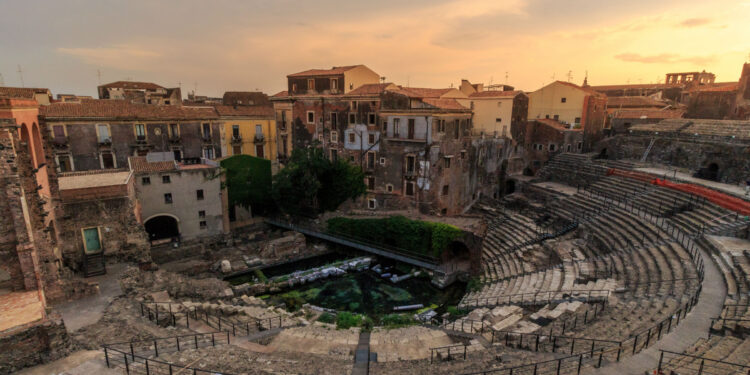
top-left (97, 69), bottom-right (102, 85)
top-left (0, 73), bottom-right (4, 86)
top-left (17, 65), bottom-right (24, 87)
top-left (566, 70), bottom-right (573, 82)
top-left (505, 71), bottom-right (509, 84)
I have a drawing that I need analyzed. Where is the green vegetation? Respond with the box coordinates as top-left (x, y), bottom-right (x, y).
top-left (335, 312), bottom-right (364, 330)
top-left (220, 155), bottom-right (273, 215)
top-left (254, 269), bottom-right (268, 283)
top-left (380, 313), bottom-right (418, 329)
top-left (326, 216), bottom-right (464, 257)
top-left (467, 277), bottom-right (482, 293)
top-left (272, 145), bottom-right (366, 214)
top-left (446, 305), bottom-right (469, 318)
top-left (317, 312), bottom-right (335, 324)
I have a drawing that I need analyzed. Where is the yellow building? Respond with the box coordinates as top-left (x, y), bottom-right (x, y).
top-left (215, 105), bottom-right (277, 164)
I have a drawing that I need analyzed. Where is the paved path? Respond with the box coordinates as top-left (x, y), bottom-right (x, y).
top-left (593, 244), bottom-right (726, 374)
top-left (52, 263), bottom-right (127, 332)
top-left (352, 331), bottom-right (371, 375)
top-left (16, 350), bottom-right (119, 375)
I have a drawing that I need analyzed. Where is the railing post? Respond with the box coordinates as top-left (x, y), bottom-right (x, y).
top-left (146, 359), bottom-right (150, 375)
top-left (556, 358), bottom-right (561, 375)
top-left (577, 354), bottom-right (583, 375)
top-left (698, 359), bottom-right (705, 375)
top-left (195, 334), bottom-right (198, 349)
top-left (124, 353), bottom-right (130, 375)
top-left (154, 339), bottom-right (159, 357)
top-left (617, 343), bottom-right (622, 361)
top-left (176, 336), bottom-right (180, 351)
top-left (130, 342), bottom-right (135, 360)
top-left (211, 333), bottom-right (215, 347)
top-left (597, 348), bottom-right (604, 368)
top-left (633, 335), bottom-right (638, 355)
top-left (227, 331), bottom-right (230, 344)
top-left (657, 351), bottom-right (664, 373)
top-left (104, 347), bottom-right (110, 368)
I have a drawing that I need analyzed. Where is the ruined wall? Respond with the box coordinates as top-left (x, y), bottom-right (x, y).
top-left (686, 91), bottom-right (737, 119)
top-left (582, 94), bottom-right (608, 152)
top-left (59, 196), bottom-right (150, 270)
top-left (598, 134), bottom-right (750, 184)
top-left (0, 128), bottom-right (25, 292)
top-left (0, 313), bottom-right (73, 374)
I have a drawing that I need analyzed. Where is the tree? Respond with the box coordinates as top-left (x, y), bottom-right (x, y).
top-left (220, 155), bottom-right (273, 215)
top-left (272, 144), bottom-right (365, 215)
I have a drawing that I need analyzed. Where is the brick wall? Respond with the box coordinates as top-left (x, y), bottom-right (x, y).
top-left (0, 313), bottom-right (73, 373)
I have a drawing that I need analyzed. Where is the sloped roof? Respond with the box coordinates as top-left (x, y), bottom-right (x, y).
top-left (612, 109), bottom-right (685, 119)
top-left (423, 98), bottom-right (469, 110)
top-left (535, 118), bottom-right (581, 131)
top-left (606, 96), bottom-right (667, 108)
top-left (271, 91), bottom-right (289, 98)
top-left (395, 87), bottom-right (454, 99)
top-left (686, 82), bottom-right (739, 93)
top-left (222, 91), bottom-right (270, 106)
top-left (0, 87), bottom-right (50, 99)
top-left (128, 156), bottom-right (176, 173)
top-left (468, 90), bottom-right (523, 98)
top-left (40, 99), bottom-right (219, 120)
top-left (344, 83), bottom-right (397, 96)
top-left (99, 81), bottom-right (165, 90)
top-left (287, 65), bottom-right (363, 77)
top-left (553, 81), bottom-right (605, 97)
top-left (212, 104), bottom-right (274, 117)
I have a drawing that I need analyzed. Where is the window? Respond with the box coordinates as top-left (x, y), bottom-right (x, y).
top-left (97, 124), bottom-right (111, 143)
top-left (232, 145), bottom-right (242, 155)
top-left (566, 144), bottom-right (572, 152)
top-left (202, 123), bottom-right (211, 139)
top-left (331, 131), bottom-right (338, 143)
top-left (255, 144), bottom-right (264, 158)
top-left (162, 175), bottom-right (171, 183)
top-left (497, 102), bottom-right (502, 107)
top-left (164, 193), bottom-right (173, 204)
top-left (196, 189), bottom-right (204, 200)
top-left (368, 133), bottom-right (375, 145)
top-left (169, 123), bottom-right (179, 138)
top-left (405, 181), bottom-right (415, 196)
top-left (406, 155), bottom-right (416, 173)
top-left (561, 97), bottom-right (567, 103)
top-left (574, 117), bottom-right (581, 125)
top-left (307, 78), bottom-right (315, 90)
top-left (56, 154), bottom-right (72, 172)
top-left (292, 83), bottom-right (297, 92)
top-left (577, 142), bottom-right (583, 150)
top-left (437, 119), bottom-right (445, 133)
top-left (367, 152), bottom-right (376, 169)
top-left (52, 125), bottom-right (66, 141)
top-left (331, 78), bottom-right (338, 91)
top-left (461, 150), bottom-right (467, 159)
top-left (442, 185), bottom-right (449, 196)
top-left (307, 111), bottom-right (315, 124)
top-left (142, 177), bottom-right (151, 185)
top-left (386, 184), bottom-right (393, 193)
top-left (331, 112), bottom-right (337, 127)
top-left (199, 221), bottom-right (207, 229)
top-left (348, 132), bottom-right (355, 143)
top-left (135, 124), bottom-right (146, 140)
top-left (444, 156), bottom-right (451, 169)
top-left (232, 125), bottom-right (240, 139)
top-left (495, 118), bottom-right (502, 123)
top-left (173, 149), bottom-right (182, 161)
top-left (101, 151), bottom-right (115, 169)
top-left (553, 114), bottom-right (559, 121)
top-left (198, 210), bottom-right (206, 218)
top-left (81, 227), bottom-right (102, 253)
top-left (379, 157), bottom-right (386, 165)
top-left (549, 144), bottom-right (557, 152)
top-left (382, 120), bottom-right (388, 132)
top-left (330, 149), bottom-right (338, 162)
top-left (368, 199), bottom-right (377, 209)
top-left (367, 176), bottom-right (375, 190)
top-left (349, 113), bottom-right (356, 124)
top-left (368, 113), bottom-right (375, 125)
top-left (454, 119), bottom-right (460, 138)
top-left (393, 118), bottom-right (400, 136)
top-left (351, 101), bottom-right (358, 110)
top-left (203, 147), bottom-right (215, 159)
top-left (164, 100), bottom-right (171, 105)
top-left (407, 118), bottom-right (415, 139)
top-left (470, 101), bottom-right (474, 109)
top-left (255, 124), bottom-right (262, 136)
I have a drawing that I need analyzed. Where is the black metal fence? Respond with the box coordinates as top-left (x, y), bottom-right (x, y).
top-left (656, 349), bottom-right (750, 375)
top-left (103, 332), bottom-right (232, 375)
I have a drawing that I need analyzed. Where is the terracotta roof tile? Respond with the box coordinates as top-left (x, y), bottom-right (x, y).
top-left (0, 87), bottom-right (50, 99)
top-left (128, 156), bottom-right (176, 173)
top-left (222, 91), bottom-right (270, 106)
top-left (612, 109), bottom-right (685, 119)
top-left (535, 118), bottom-right (580, 131)
top-left (397, 87), bottom-right (454, 98)
top-left (606, 96), bottom-right (667, 108)
top-left (99, 81), bottom-right (165, 90)
top-left (344, 83), bottom-right (397, 96)
top-left (271, 91), bottom-right (289, 98)
top-left (287, 65), bottom-right (362, 77)
top-left (422, 98), bottom-right (469, 110)
top-left (40, 99), bottom-right (218, 120)
top-left (686, 82), bottom-right (738, 93)
top-left (212, 104), bottom-right (274, 117)
top-left (554, 81), bottom-right (605, 97)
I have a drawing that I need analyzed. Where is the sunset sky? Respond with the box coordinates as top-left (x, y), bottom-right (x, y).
top-left (2, 0), bottom-right (749, 97)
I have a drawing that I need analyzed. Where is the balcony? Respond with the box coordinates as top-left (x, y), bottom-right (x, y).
top-left (254, 134), bottom-right (265, 143)
top-left (52, 136), bottom-right (69, 149)
top-left (98, 137), bottom-right (112, 148)
top-left (231, 135), bottom-right (242, 144)
top-left (168, 135), bottom-right (181, 144)
top-left (201, 135), bottom-right (212, 144)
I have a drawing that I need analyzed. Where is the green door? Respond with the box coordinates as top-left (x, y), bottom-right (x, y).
top-left (83, 228), bottom-right (101, 253)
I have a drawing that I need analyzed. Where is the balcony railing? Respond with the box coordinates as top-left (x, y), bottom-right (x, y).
top-left (254, 134), bottom-right (265, 143)
top-left (231, 135), bottom-right (242, 144)
top-left (168, 135), bottom-right (181, 143)
top-left (98, 138), bottom-right (112, 146)
top-left (52, 136), bottom-right (69, 148)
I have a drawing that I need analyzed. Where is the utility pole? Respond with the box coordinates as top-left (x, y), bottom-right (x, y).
top-left (17, 65), bottom-right (24, 87)
top-left (566, 70), bottom-right (573, 82)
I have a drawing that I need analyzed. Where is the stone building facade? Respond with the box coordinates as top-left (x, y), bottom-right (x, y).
top-left (39, 99), bottom-right (223, 172)
top-left (98, 81), bottom-right (182, 106)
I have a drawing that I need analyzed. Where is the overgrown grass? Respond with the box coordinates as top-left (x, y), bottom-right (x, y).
top-left (379, 313), bottom-right (418, 329)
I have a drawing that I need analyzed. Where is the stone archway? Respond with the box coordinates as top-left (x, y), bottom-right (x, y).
top-left (505, 179), bottom-right (516, 195)
top-left (441, 240), bottom-right (472, 274)
top-left (144, 214), bottom-right (180, 241)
